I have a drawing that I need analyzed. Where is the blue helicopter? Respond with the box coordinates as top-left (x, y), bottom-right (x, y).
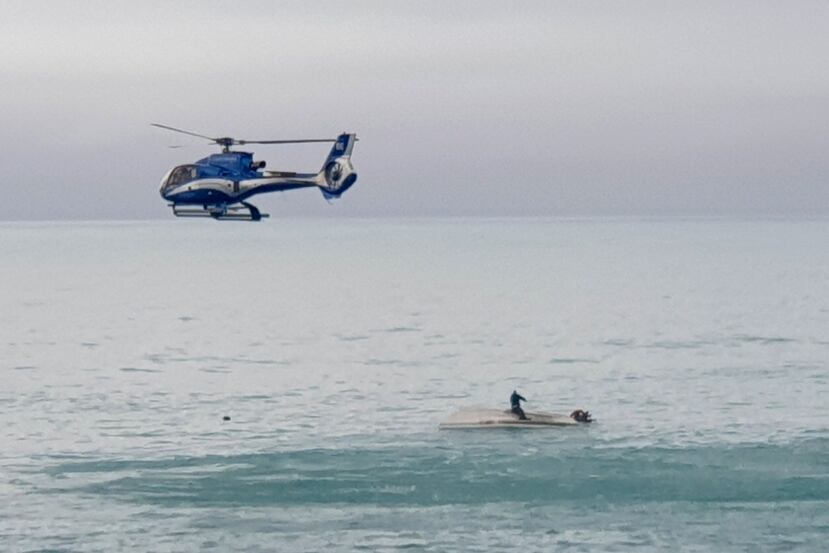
top-left (152, 123), bottom-right (358, 221)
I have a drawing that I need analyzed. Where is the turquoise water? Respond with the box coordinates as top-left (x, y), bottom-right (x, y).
top-left (2, 218), bottom-right (829, 551)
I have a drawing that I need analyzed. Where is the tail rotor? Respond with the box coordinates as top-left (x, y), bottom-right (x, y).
top-left (319, 133), bottom-right (358, 199)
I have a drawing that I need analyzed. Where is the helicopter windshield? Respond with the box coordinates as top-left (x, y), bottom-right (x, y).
top-left (163, 165), bottom-right (200, 190)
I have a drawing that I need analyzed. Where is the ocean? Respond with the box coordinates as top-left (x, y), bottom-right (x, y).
top-left (2, 217), bottom-right (828, 551)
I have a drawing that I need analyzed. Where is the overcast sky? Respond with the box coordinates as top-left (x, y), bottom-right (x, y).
top-left (1, 0), bottom-right (827, 219)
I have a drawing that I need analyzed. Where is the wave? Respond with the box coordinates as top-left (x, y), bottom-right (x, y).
top-left (44, 437), bottom-right (829, 508)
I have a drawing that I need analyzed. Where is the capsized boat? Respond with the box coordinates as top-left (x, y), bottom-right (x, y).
top-left (439, 407), bottom-right (593, 429)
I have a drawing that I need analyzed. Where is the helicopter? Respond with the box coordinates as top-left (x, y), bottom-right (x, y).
top-left (152, 123), bottom-right (358, 221)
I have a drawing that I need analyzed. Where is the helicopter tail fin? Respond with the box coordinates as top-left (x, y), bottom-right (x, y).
top-left (318, 133), bottom-right (358, 199)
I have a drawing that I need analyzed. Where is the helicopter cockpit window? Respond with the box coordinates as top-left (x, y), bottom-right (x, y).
top-left (165, 165), bottom-right (200, 188)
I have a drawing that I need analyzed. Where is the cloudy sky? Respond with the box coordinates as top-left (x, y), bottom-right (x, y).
top-left (1, 1), bottom-right (827, 219)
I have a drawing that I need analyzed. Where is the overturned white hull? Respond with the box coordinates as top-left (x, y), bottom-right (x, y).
top-left (439, 407), bottom-right (583, 429)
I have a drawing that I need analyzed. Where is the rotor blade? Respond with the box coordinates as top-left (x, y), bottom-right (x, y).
top-left (237, 139), bottom-right (336, 145)
top-left (151, 123), bottom-right (217, 142)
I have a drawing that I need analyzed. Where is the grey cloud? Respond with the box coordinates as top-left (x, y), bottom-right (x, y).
top-left (1, 1), bottom-right (827, 219)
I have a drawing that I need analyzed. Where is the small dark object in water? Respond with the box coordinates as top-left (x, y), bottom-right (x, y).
top-left (223, 415), bottom-right (231, 421)
top-left (570, 409), bottom-right (592, 423)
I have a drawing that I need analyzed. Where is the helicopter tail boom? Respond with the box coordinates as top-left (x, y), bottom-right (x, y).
top-left (317, 133), bottom-right (358, 199)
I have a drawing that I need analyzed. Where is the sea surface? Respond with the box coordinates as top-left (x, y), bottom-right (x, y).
top-left (2, 217), bottom-right (829, 552)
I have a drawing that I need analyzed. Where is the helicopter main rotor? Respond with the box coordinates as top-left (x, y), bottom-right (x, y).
top-left (151, 123), bottom-right (337, 153)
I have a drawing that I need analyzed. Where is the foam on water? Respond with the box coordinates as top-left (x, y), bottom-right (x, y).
top-left (2, 218), bottom-right (829, 551)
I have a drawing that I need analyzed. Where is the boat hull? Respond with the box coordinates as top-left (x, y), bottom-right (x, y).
top-left (439, 408), bottom-right (582, 429)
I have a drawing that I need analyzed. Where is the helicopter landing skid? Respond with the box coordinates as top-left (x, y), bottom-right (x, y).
top-left (170, 202), bottom-right (269, 221)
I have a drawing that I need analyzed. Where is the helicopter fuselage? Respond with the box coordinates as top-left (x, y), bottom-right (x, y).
top-left (160, 153), bottom-right (320, 204)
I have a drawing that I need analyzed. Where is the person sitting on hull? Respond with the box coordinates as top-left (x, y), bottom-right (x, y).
top-left (510, 390), bottom-right (528, 420)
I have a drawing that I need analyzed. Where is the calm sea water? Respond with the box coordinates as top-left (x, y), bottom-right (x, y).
top-left (2, 218), bottom-right (828, 551)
